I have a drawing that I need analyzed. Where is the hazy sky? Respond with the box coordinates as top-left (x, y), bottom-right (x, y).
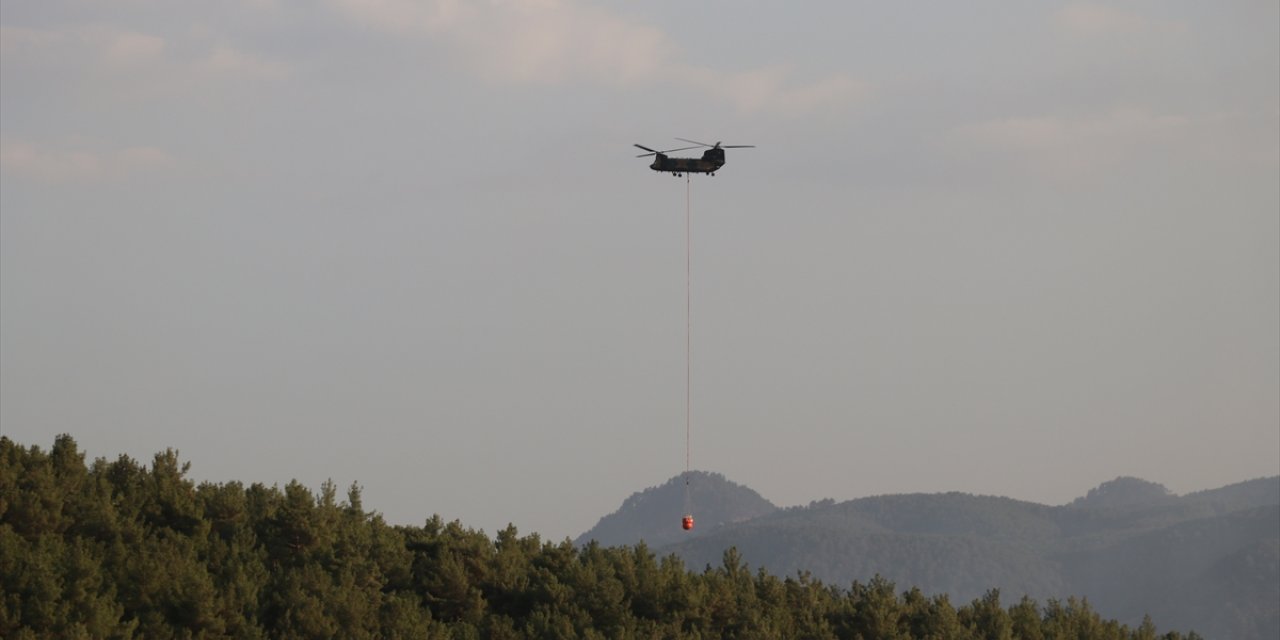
top-left (3, 1), bottom-right (1277, 541)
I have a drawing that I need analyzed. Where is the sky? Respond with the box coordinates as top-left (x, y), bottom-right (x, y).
top-left (2, 1), bottom-right (1277, 541)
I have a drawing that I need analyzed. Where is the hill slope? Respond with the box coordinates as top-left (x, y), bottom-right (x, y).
top-left (1184, 475), bottom-right (1280, 511)
top-left (574, 470), bottom-right (777, 548)
top-left (581, 474), bottom-right (1280, 640)
top-left (1060, 504), bottom-right (1280, 638)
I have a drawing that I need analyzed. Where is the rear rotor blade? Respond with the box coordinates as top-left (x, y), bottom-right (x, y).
top-left (674, 137), bottom-right (713, 148)
top-left (720, 145), bottom-right (755, 149)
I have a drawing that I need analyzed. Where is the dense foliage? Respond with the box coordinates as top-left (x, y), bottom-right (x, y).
top-left (1, 436), bottom-right (1201, 639)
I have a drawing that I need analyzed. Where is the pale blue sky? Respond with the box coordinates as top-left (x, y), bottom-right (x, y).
top-left (3, 1), bottom-right (1277, 540)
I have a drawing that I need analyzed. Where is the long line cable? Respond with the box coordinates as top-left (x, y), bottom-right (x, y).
top-left (684, 173), bottom-right (692, 516)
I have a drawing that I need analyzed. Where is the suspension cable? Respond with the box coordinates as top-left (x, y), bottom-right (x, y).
top-left (684, 173), bottom-right (692, 515)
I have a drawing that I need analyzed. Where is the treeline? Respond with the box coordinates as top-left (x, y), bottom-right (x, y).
top-left (1, 436), bottom-right (1200, 639)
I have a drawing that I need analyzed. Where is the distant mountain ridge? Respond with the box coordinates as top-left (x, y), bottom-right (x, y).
top-left (1185, 475), bottom-right (1280, 511)
top-left (577, 474), bottom-right (1280, 640)
top-left (574, 471), bottom-right (776, 548)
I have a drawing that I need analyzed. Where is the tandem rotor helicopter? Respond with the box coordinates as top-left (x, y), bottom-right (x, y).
top-left (634, 138), bottom-right (755, 177)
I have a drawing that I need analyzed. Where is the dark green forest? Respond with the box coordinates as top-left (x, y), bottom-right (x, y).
top-left (1, 436), bottom-right (1201, 639)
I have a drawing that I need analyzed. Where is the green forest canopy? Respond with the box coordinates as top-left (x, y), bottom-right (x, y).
top-left (0, 435), bottom-right (1201, 639)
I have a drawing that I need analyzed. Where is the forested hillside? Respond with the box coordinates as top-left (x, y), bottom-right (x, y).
top-left (0, 436), bottom-right (1203, 639)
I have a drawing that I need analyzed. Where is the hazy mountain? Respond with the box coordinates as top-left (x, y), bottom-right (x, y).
top-left (574, 471), bottom-right (777, 548)
top-left (1061, 504), bottom-right (1280, 639)
top-left (667, 493), bottom-right (1070, 603)
top-left (1184, 475), bottom-right (1280, 512)
top-left (578, 474), bottom-right (1280, 640)
top-left (1068, 476), bottom-right (1179, 509)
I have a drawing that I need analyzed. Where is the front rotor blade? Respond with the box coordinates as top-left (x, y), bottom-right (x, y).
top-left (635, 143), bottom-right (701, 158)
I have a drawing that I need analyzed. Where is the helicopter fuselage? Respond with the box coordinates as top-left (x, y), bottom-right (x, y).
top-left (650, 148), bottom-right (726, 175)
